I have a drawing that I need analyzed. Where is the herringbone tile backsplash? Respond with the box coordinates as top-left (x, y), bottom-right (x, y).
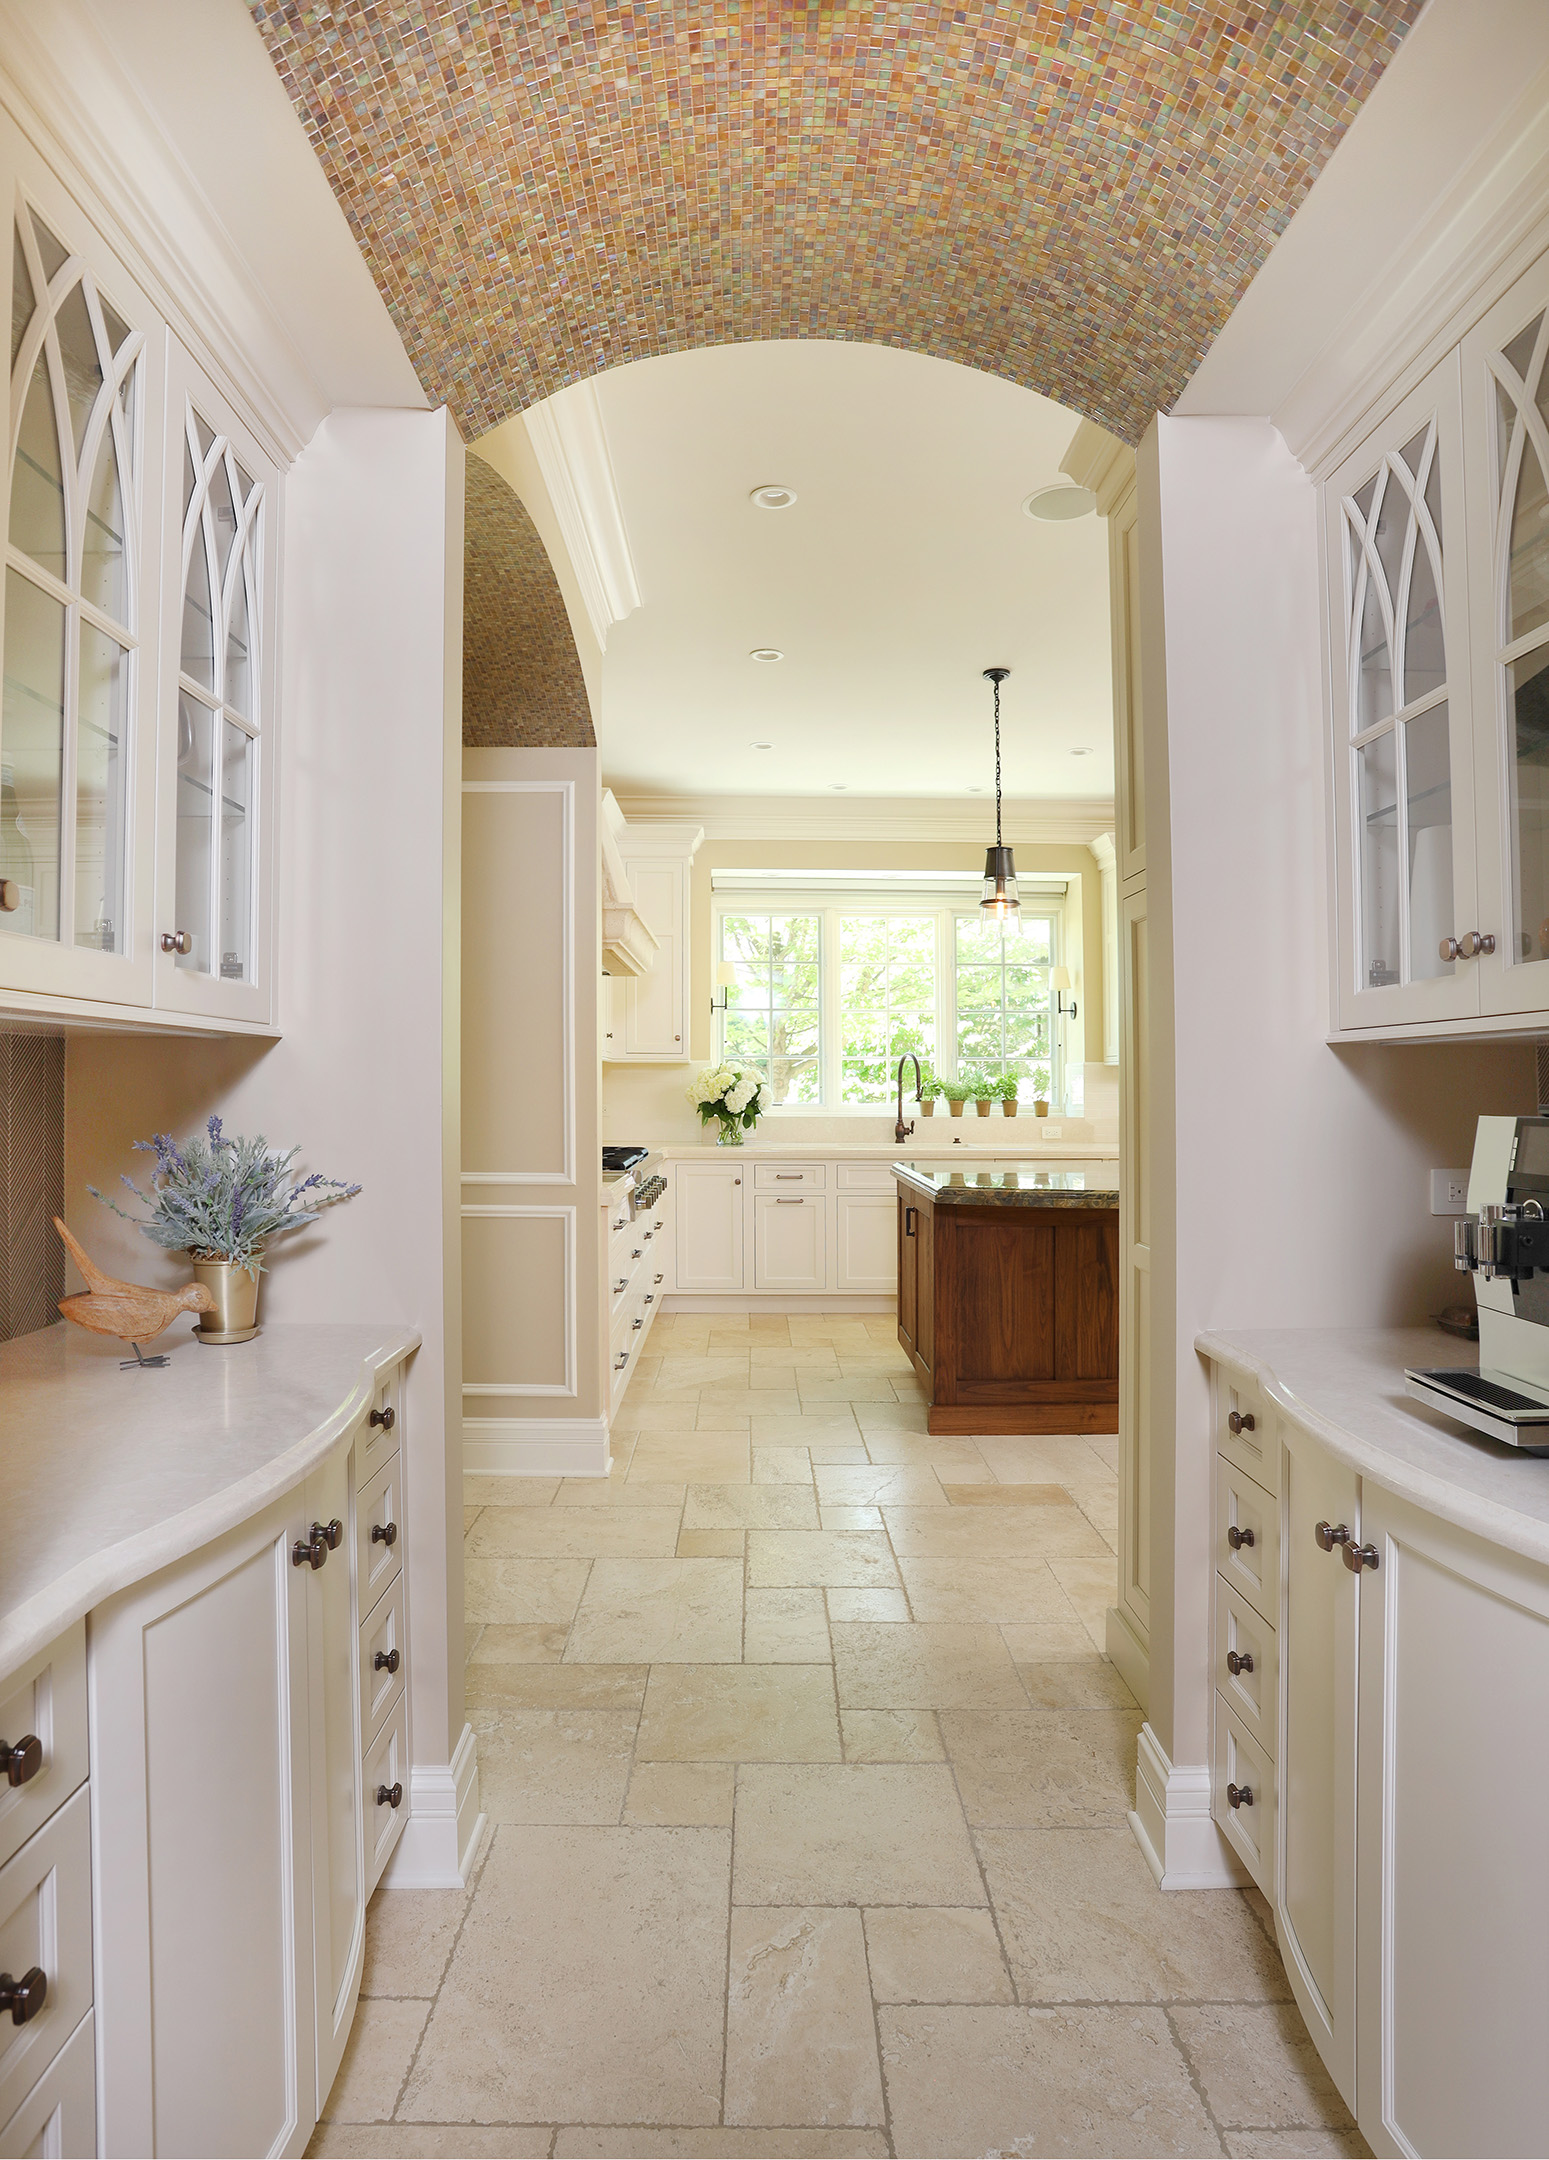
top-left (0, 1033), bottom-right (64, 1342)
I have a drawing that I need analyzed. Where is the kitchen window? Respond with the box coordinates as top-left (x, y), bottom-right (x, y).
top-left (714, 873), bottom-right (1063, 1107)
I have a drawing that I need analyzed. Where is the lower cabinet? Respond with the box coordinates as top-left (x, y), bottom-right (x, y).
top-left (675, 1163), bottom-right (745, 1290)
top-left (753, 1192), bottom-right (826, 1291)
top-left (835, 1190), bottom-right (896, 1292)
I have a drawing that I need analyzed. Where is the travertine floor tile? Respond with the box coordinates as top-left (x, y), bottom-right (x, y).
top-left (1067, 1480), bottom-right (1122, 1550)
top-left (840, 1708), bottom-right (944, 1761)
top-left (467, 1507), bottom-right (682, 1559)
top-left (750, 1415), bottom-right (861, 1448)
top-left (465, 1663), bottom-right (649, 1711)
top-left (1013, 1652), bottom-right (1140, 1708)
top-left (897, 1555), bottom-right (1082, 1623)
top-left (1000, 1620), bottom-right (1113, 1666)
top-left (623, 1760), bottom-right (736, 1826)
top-left (464, 1556), bottom-right (592, 1627)
top-left (1086, 1433), bottom-right (1121, 1474)
top-left (566, 1558), bottom-right (744, 1664)
top-left (862, 1907), bottom-right (1013, 2004)
top-left (753, 1345), bottom-right (842, 1373)
top-left (832, 1621), bottom-right (1028, 1710)
top-left (797, 1377), bottom-right (905, 1403)
top-left (805, 1440), bottom-right (871, 1465)
top-left (826, 1586), bottom-right (911, 1624)
top-left (611, 1400), bottom-right (705, 1433)
top-left (554, 2132), bottom-right (889, 2157)
top-left (693, 1388), bottom-right (804, 1416)
top-left (879, 2004), bottom-right (1216, 2159)
top-left (676, 1529), bottom-right (745, 1558)
top-left (555, 1479), bottom-right (688, 1509)
top-left (471, 1707), bottom-right (638, 1825)
top-left (464, 1505), bottom-right (481, 1533)
top-left (1174, 2003), bottom-right (1353, 2130)
top-left (463, 1475), bottom-right (559, 1506)
top-left (465, 1621), bottom-right (483, 1660)
top-left (976, 1434), bottom-right (1114, 1483)
top-left (320, 1998), bottom-right (428, 2122)
top-left (883, 1504), bottom-right (1109, 1560)
top-left (309, 2128), bottom-right (552, 2157)
top-left (1049, 1553), bottom-right (1123, 1646)
top-left (747, 1529), bottom-right (901, 1590)
top-left (1222, 2133), bottom-right (1371, 2157)
top-left (854, 1403), bottom-right (931, 1436)
top-left (744, 1586), bottom-right (832, 1663)
top-left (752, 1447), bottom-right (818, 1483)
top-left (939, 1707), bottom-right (1142, 1824)
top-left (467, 1622), bottom-right (569, 1663)
top-left (940, 1481), bottom-right (1074, 1507)
top-left (628, 1432), bottom-right (752, 1483)
top-left (814, 1465), bottom-right (949, 1508)
top-left (734, 1764), bottom-right (984, 1906)
top-left (637, 1663), bottom-right (841, 1762)
top-left (694, 1406), bottom-right (753, 1431)
top-left (860, 1433), bottom-right (986, 1470)
top-left (684, 1482), bottom-right (818, 1529)
top-left (979, 1826), bottom-right (1291, 2002)
top-left (400, 1828), bottom-right (729, 2126)
top-left (725, 1907), bottom-right (885, 2127)
top-left (361, 1885), bottom-right (467, 1998)
top-left (819, 1504), bottom-right (884, 1532)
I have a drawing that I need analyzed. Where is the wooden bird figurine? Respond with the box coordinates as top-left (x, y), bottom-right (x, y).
top-left (54, 1218), bottom-right (215, 1368)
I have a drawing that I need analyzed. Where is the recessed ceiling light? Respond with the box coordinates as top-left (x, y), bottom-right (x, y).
top-left (750, 741), bottom-right (775, 751)
top-left (968, 785), bottom-right (985, 793)
top-left (830, 784), bottom-right (848, 791)
top-left (750, 484), bottom-right (797, 510)
top-left (1071, 746), bottom-right (1095, 757)
top-left (1024, 484), bottom-right (1097, 522)
top-left (749, 648), bottom-right (784, 663)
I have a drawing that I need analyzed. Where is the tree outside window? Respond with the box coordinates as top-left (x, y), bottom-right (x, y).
top-left (955, 913), bottom-right (1053, 1098)
top-left (719, 912), bottom-right (820, 1103)
top-left (839, 914), bottom-right (936, 1101)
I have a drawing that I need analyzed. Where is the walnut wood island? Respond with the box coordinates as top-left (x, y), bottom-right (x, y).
top-left (894, 1162), bottom-right (1120, 1434)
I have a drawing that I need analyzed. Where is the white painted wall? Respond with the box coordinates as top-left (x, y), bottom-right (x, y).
top-left (66, 407), bottom-right (472, 1870)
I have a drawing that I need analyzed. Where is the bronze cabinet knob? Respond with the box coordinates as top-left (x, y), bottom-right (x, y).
top-left (372, 1521), bottom-right (399, 1547)
top-left (375, 1782), bottom-right (403, 1809)
top-left (1343, 1540), bottom-right (1380, 1573)
top-left (323, 1518), bottom-right (344, 1550)
top-left (370, 1405), bottom-right (396, 1431)
top-left (1226, 1782), bottom-right (1253, 1810)
top-left (0, 1735), bottom-right (43, 1788)
top-left (1226, 1524), bottom-right (1255, 1551)
top-left (1227, 1410), bottom-right (1255, 1435)
top-left (373, 1648), bottom-right (400, 1674)
top-left (1315, 1520), bottom-right (1351, 1552)
top-left (0, 1967), bottom-right (47, 2025)
top-left (1225, 1649), bottom-right (1254, 1676)
top-left (293, 1532), bottom-right (327, 1569)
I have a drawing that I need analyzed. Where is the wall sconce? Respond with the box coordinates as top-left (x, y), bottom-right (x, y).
top-left (1051, 966), bottom-right (1078, 1019)
top-left (711, 961), bottom-right (737, 1014)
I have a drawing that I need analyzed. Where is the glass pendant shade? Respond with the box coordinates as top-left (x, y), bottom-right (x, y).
top-left (981, 843), bottom-right (1020, 919)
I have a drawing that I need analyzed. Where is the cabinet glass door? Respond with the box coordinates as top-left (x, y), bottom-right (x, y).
top-left (1328, 353), bottom-right (1479, 1028)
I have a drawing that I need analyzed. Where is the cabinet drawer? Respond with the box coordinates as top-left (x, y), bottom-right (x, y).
top-left (360, 1574), bottom-right (407, 1745)
top-left (356, 1452), bottom-right (404, 1613)
top-left (0, 1787), bottom-right (92, 2130)
top-left (836, 1162), bottom-right (895, 1189)
top-left (364, 1693), bottom-right (409, 1895)
top-left (1215, 1575), bottom-right (1278, 1758)
top-left (1217, 1454), bottom-right (1279, 1624)
top-left (0, 2006), bottom-right (93, 2160)
top-left (0, 1627), bottom-right (86, 1873)
top-left (1216, 1373), bottom-right (1280, 1496)
top-left (755, 1162), bottom-right (825, 1189)
top-left (1214, 1692), bottom-right (1275, 1898)
top-left (357, 1370), bottom-right (404, 1485)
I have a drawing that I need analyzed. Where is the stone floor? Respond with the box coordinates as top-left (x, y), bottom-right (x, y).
top-left (309, 1312), bottom-right (1367, 2160)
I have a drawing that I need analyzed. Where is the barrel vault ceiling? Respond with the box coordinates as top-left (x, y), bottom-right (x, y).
top-left (248, 2), bottom-right (1421, 446)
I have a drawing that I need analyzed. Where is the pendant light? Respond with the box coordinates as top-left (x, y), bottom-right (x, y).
top-left (979, 666), bottom-right (1020, 923)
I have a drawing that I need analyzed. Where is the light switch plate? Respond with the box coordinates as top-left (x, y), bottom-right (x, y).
top-left (1430, 1168), bottom-right (1471, 1216)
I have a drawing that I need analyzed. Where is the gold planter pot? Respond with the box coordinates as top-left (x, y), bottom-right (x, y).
top-left (190, 1255), bottom-right (262, 1345)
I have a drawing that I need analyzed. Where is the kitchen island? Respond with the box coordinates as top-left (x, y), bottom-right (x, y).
top-left (893, 1162), bottom-right (1120, 1434)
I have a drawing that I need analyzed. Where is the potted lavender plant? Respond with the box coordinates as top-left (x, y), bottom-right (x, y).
top-left (90, 1117), bottom-right (360, 1343)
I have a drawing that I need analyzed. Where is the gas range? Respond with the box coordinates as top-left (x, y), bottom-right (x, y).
top-left (603, 1146), bottom-right (666, 1214)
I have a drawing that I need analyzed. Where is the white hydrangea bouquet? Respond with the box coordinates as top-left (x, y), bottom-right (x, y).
top-left (685, 1062), bottom-right (768, 1146)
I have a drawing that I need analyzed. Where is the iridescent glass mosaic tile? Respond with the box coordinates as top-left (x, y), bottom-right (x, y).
top-left (464, 454), bottom-right (593, 747)
top-left (250, 3), bottom-right (1419, 443)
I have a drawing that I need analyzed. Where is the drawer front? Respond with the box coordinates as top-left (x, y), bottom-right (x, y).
top-left (0, 2005), bottom-right (93, 2160)
top-left (1214, 1575), bottom-right (1278, 1757)
top-left (364, 1693), bottom-right (409, 1894)
top-left (836, 1162), bottom-right (895, 1189)
top-left (0, 1627), bottom-right (86, 1874)
top-left (0, 1787), bottom-right (92, 2129)
top-left (1215, 1370), bottom-right (1280, 1496)
top-left (356, 1452), bottom-right (404, 1613)
top-left (360, 1574), bottom-right (408, 1745)
top-left (1217, 1454), bottom-right (1279, 1624)
top-left (1214, 1692), bottom-right (1275, 1897)
top-left (755, 1162), bottom-right (826, 1189)
top-left (357, 1369), bottom-right (404, 1485)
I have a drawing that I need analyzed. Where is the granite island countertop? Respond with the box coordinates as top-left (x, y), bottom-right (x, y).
top-left (0, 1319), bottom-right (419, 1684)
top-left (893, 1162), bottom-right (1121, 1206)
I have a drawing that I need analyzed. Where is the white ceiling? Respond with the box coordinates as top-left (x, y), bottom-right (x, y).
top-left (591, 340), bottom-right (1114, 801)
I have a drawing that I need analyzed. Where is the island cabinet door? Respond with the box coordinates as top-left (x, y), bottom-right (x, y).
top-left (91, 1489), bottom-right (316, 2160)
top-left (1355, 1488), bottom-right (1549, 2159)
top-left (897, 1195), bottom-right (933, 1374)
top-left (1277, 1426), bottom-right (1359, 2115)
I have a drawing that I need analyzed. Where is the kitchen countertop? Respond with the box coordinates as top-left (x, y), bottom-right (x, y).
top-left (1200, 1326), bottom-right (1549, 1570)
top-left (653, 1136), bottom-right (1118, 1162)
top-left (894, 1162), bottom-right (1121, 1206)
top-left (0, 1319), bottom-right (419, 1684)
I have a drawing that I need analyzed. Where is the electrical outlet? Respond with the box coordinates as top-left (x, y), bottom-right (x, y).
top-left (1430, 1168), bottom-right (1471, 1217)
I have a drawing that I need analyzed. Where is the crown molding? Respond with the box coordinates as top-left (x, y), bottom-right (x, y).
top-left (524, 381), bottom-right (641, 650)
top-left (1061, 419), bottom-right (1134, 514)
top-left (608, 791), bottom-right (1115, 848)
top-left (1088, 831), bottom-right (1117, 870)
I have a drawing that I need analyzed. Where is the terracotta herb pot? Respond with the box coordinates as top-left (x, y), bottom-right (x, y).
top-left (1034, 1100), bottom-right (1050, 1117)
top-left (1003, 1100), bottom-right (1019, 1116)
top-left (920, 1099), bottom-right (935, 1115)
top-left (948, 1099), bottom-right (965, 1116)
top-left (974, 1099), bottom-right (992, 1116)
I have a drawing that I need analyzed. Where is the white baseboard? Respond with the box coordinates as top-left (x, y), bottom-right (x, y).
top-left (463, 1416), bottom-right (611, 1478)
top-left (381, 1722), bottom-right (485, 1889)
top-left (1105, 1601), bottom-right (1150, 1714)
top-left (663, 1295), bottom-right (895, 1314)
top-left (1128, 1720), bottom-right (1248, 1891)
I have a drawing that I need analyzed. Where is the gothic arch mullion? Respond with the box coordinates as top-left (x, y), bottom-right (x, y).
top-left (1490, 363), bottom-right (1536, 653)
top-left (1386, 449), bottom-right (1422, 711)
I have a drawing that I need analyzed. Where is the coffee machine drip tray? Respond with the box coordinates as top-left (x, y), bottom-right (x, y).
top-left (1405, 1366), bottom-right (1549, 1452)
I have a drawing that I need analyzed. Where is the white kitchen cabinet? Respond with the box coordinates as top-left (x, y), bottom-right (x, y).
top-left (675, 1161), bottom-right (745, 1290)
top-left (0, 2006), bottom-right (94, 2160)
top-left (1355, 1487), bottom-right (1549, 2157)
top-left (305, 1445), bottom-right (364, 2114)
top-left (0, 1787), bottom-right (93, 2136)
top-left (834, 1190), bottom-right (896, 1292)
top-left (605, 823), bottom-right (702, 1063)
top-left (754, 1192), bottom-right (827, 1292)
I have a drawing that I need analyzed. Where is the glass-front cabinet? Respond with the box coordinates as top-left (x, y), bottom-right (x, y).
top-left (0, 120), bottom-right (279, 1030)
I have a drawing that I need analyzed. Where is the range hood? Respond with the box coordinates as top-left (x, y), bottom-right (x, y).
top-left (601, 789), bottom-right (659, 977)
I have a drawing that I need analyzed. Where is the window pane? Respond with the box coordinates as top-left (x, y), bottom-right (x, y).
top-left (1358, 731), bottom-right (1400, 988)
top-left (954, 912), bottom-right (1054, 1090)
top-left (82, 411), bottom-right (127, 624)
top-left (839, 914), bottom-right (936, 1102)
top-left (219, 721), bottom-right (251, 980)
top-left (1510, 646), bottom-right (1549, 967)
top-left (718, 912), bottom-right (820, 1104)
top-left (76, 623), bottom-right (127, 953)
top-left (11, 223), bottom-right (34, 369)
top-left (1406, 701), bottom-right (1453, 981)
top-left (181, 509), bottom-right (216, 688)
top-left (226, 554), bottom-right (253, 717)
top-left (1509, 434), bottom-right (1549, 646)
top-left (54, 280), bottom-right (101, 459)
top-left (0, 569), bottom-right (64, 940)
top-left (10, 347), bottom-right (66, 580)
top-left (174, 692), bottom-right (214, 971)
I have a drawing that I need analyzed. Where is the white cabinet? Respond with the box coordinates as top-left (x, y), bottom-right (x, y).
top-left (604, 823), bottom-right (702, 1063)
top-left (675, 1161), bottom-right (745, 1290)
top-left (305, 1446), bottom-right (364, 2113)
top-left (753, 1192), bottom-right (827, 1292)
top-left (0, 1788), bottom-right (93, 2137)
top-left (834, 1190), bottom-right (895, 1292)
top-left (1355, 1488), bottom-right (1549, 2157)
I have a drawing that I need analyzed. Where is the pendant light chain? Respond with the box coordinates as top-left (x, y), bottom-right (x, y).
top-left (993, 670), bottom-right (1003, 849)
top-left (979, 664), bottom-right (1019, 920)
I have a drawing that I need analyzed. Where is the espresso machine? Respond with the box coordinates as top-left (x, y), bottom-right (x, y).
top-left (1407, 1114), bottom-right (1549, 1449)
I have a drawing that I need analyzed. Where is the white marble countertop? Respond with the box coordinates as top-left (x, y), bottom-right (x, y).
top-left (1199, 1326), bottom-right (1549, 1568)
top-left (0, 1320), bottom-right (419, 1684)
top-left (656, 1136), bottom-right (1118, 1161)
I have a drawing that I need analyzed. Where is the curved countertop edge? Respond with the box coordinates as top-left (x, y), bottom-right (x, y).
top-left (1197, 1327), bottom-right (1549, 1571)
top-left (0, 1326), bottom-right (420, 1685)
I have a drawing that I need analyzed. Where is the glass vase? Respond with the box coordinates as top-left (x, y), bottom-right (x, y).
top-left (715, 1120), bottom-right (746, 1147)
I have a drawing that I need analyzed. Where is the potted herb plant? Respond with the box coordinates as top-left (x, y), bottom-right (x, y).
top-left (919, 1075), bottom-right (940, 1117)
top-left (996, 1072), bottom-right (1020, 1116)
top-left (91, 1118), bottom-right (360, 1342)
top-left (685, 1062), bottom-right (769, 1145)
top-left (972, 1076), bottom-right (995, 1117)
top-left (1031, 1062), bottom-right (1052, 1117)
top-left (941, 1079), bottom-right (971, 1118)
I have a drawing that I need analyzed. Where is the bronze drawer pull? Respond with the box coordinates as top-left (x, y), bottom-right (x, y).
top-left (1226, 1782), bottom-right (1253, 1810)
top-left (1227, 1410), bottom-right (1255, 1435)
top-left (1227, 1524), bottom-right (1254, 1551)
top-left (1225, 1649), bottom-right (1253, 1676)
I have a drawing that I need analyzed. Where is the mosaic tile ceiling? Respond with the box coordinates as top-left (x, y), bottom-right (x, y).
top-left (251, 3), bottom-right (1419, 445)
top-left (463, 454), bottom-right (594, 747)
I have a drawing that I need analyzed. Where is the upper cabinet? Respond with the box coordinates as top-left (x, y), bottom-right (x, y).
top-left (602, 819), bottom-right (703, 1064)
top-left (0, 118), bottom-right (280, 1033)
top-left (1326, 244), bottom-right (1549, 1037)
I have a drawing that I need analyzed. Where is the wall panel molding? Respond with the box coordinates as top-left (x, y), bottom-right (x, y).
top-left (460, 1202), bottom-right (576, 1397)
